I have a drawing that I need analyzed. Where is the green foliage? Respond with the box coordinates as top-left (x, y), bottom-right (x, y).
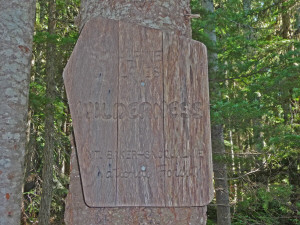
top-left (22, 0), bottom-right (299, 223)
top-left (232, 184), bottom-right (294, 224)
top-left (23, 190), bottom-right (41, 224)
top-left (22, 0), bottom-right (79, 224)
top-left (192, 0), bottom-right (299, 223)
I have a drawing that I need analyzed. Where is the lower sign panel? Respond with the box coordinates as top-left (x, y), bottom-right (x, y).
top-left (64, 17), bottom-right (213, 207)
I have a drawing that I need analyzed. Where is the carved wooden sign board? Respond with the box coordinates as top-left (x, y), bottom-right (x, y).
top-left (64, 16), bottom-right (213, 208)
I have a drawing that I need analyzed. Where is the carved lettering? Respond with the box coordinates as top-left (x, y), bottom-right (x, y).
top-left (145, 151), bottom-right (150, 159)
top-left (159, 164), bottom-right (202, 178)
top-left (113, 103), bottom-right (128, 119)
top-left (119, 149), bottom-right (150, 160)
top-left (143, 66), bottom-right (153, 78)
top-left (102, 102), bottom-right (112, 119)
top-left (97, 164), bottom-right (202, 179)
top-left (168, 101), bottom-right (179, 118)
top-left (106, 171), bottom-right (113, 178)
top-left (181, 102), bottom-right (189, 118)
top-left (107, 151), bottom-right (113, 159)
top-left (92, 145), bottom-right (203, 162)
top-left (83, 102), bottom-right (93, 119)
top-left (94, 102), bottom-right (101, 119)
top-left (76, 101), bottom-right (82, 118)
top-left (127, 59), bottom-right (136, 76)
top-left (191, 102), bottom-right (203, 118)
top-left (175, 169), bottom-right (189, 177)
top-left (93, 151), bottom-right (102, 159)
top-left (167, 170), bottom-right (172, 177)
top-left (153, 103), bottom-right (163, 119)
top-left (119, 50), bottom-right (162, 79)
top-left (139, 102), bottom-right (152, 119)
top-left (153, 51), bottom-right (162, 77)
top-left (77, 101), bottom-right (203, 120)
top-left (128, 102), bottom-right (139, 119)
top-left (104, 169), bottom-right (151, 179)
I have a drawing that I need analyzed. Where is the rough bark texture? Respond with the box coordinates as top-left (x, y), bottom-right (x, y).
top-left (211, 126), bottom-right (231, 225)
top-left (78, 0), bottom-right (192, 37)
top-left (38, 0), bottom-right (56, 224)
top-left (0, 0), bottom-right (36, 224)
top-left (65, 0), bottom-right (211, 224)
top-left (281, 0), bottom-right (290, 40)
top-left (201, 0), bottom-right (231, 224)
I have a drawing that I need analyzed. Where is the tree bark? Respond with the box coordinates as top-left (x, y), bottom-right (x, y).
top-left (78, 0), bottom-right (192, 36)
top-left (65, 1), bottom-right (210, 224)
top-left (281, 0), bottom-right (290, 39)
top-left (201, 0), bottom-right (231, 224)
top-left (211, 126), bottom-right (231, 225)
top-left (280, 1), bottom-right (300, 214)
top-left (229, 129), bottom-right (237, 213)
top-left (38, 0), bottom-right (56, 224)
top-left (0, 0), bottom-right (36, 224)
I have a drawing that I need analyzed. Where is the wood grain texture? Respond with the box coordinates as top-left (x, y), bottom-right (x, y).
top-left (65, 0), bottom-right (212, 222)
top-left (64, 16), bottom-right (213, 207)
top-left (64, 17), bottom-right (119, 207)
top-left (65, 141), bottom-right (208, 225)
top-left (163, 33), bottom-right (214, 206)
top-left (117, 21), bottom-right (165, 206)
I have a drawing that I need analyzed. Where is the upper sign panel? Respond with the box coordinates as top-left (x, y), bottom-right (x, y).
top-left (64, 16), bottom-right (213, 207)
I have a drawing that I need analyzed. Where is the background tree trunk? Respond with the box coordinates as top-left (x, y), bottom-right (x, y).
top-left (65, 1), bottom-right (210, 224)
top-left (0, 0), bottom-right (36, 224)
top-left (211, 126), bottom-right (231, 225)
top-left (201, 0), bottom-right (231, 224)
top-left (38, 0), bottom-right (57, 224)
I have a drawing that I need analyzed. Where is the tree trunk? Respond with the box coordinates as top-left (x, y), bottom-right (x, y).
top-left (65, 1), bottom-right (210, 224)
top-left (0, 0), bottom-right (36, 224)
top-left (229, 129), bottom-right (237, 213)
top-left (24, 110), bottom-right (34, 180)
top-left (38, 0), bottom-right (56, 224)
top-left (212, 126), bottom-right (231, 225)
top-left (295, 6), bottom-right (300, 38)
top-left (281, 0), bottom-right (290, 39)
top-left (280, 1), bottom-right (300, 214)
top-left (201, 0), bottom-right (231, 224)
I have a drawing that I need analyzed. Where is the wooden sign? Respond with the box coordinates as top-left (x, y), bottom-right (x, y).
top-left (63, 16), bottom-right (213, 207)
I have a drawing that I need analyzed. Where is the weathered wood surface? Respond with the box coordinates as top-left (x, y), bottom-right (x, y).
top-left (117, 22), bottom-right (165, 206)
top-left (64, 18), bottom-right (119, 207)
top-left (65, 0), bottom-right (210, 223)
top-left (65, 141), bottom-right (208, 224)
top-left (163, 33), bottom-right (213, 206)
top-left (64, 16), bottom-right (213, 207)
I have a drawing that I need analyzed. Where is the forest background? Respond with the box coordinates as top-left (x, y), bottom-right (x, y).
top-left (21, 0), bottom-right (299, 224)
